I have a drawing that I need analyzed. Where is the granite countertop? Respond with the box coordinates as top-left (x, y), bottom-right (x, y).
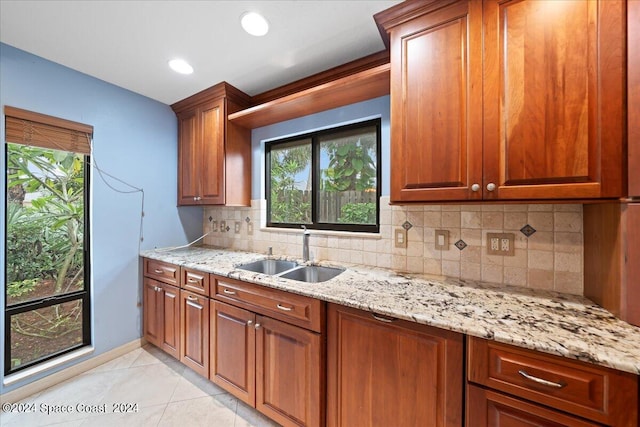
top-left (141, 245), bottom-right (640, 375)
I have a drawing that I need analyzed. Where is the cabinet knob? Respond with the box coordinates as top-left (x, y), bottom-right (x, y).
top-left (471, 183), bottom-right (480, 192)
top-left (187, 295), bottom-right (198, 301)
top-left (196, 196), bottom-right (202, 201)
top-left (193, 196), bottom-right (197, 201)
top-left (486, 183), bottom-right (497, 192)
top-left (254, 323), bottom-right (261, 329)
top-left (154, 286), bottom-right (161, 292)
top-left (246, 320), bottom-right (253, 326)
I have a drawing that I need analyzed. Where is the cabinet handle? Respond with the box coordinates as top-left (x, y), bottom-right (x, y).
top-left (518, 370), bottom-right (566, 389)
top-left (187, 295), bottom-right (198, 301)
top-left (193, 196), bottom-right (198, 201)
top-left (154, 286), bottom-right (161, 292)
top-left (276, 304), bottom-right (293, 312)
top-left (187, 278), bottom-right (197, 283)
top-left (486, 182), bottom-right (497, 192)
top-left (223, 288), bottom-right (236, 295)
top-left (471, 183), bottom-right (480, 192)
top-left (372, 313), bottom-right (396, 323)
top-left (247, 320), bottom-right (253, 326)
top-left (254, 323), bottom-right (261, 329)
top-left (154, 269), bottom-right (163, 274)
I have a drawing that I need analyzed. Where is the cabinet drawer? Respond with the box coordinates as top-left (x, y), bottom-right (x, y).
top-left (213, 276), bottom-right (324, 333)
top-left (181, 267), bottom-right (210, 297)
top-left (467, 337), bottom-right (638, 426)
top-left (143, 258), bottom-right (179, 285)
top-left (467, 384), bottom-right (600, 427)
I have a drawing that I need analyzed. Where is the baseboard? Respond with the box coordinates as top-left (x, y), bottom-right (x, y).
top-left (1, 338), bottom-right (145, 403)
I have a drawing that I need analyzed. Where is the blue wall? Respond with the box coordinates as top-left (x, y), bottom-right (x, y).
top-left (0, 43), bottom-right (202, 393)
top-left (251, 95), bottom-right (391, 199)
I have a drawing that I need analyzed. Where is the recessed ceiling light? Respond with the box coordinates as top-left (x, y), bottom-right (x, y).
top-left (241, 12), bottom-right (269, 37)
top-left (168, 59), bottom-right (194, 75)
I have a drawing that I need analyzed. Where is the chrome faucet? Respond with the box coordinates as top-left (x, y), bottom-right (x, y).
top-left (301, 225), bottom-right (310, 262)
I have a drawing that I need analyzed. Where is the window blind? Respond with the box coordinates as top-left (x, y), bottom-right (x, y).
top-left (4, 106), bottom-right (93, 155)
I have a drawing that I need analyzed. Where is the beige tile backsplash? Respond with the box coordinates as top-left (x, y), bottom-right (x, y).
top-left (203, 197), bottom-right (584, 295)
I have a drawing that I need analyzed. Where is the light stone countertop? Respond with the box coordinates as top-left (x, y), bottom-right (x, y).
top-left (141, 245), bottom-right (640, 375)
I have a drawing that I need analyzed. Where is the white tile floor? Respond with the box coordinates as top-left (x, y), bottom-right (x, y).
top-left (0, 345), bottom-right (280, 427)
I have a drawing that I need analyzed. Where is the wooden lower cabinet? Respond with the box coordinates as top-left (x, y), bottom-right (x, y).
top-left (467, 385), bottom-right (599, 427)
top-left (327, 303), bottom-right (464, 427)
top-left (211, 300), bottom-right (323, 427)
top-left (179, 289), bottom-right (209, 377)
top-left (143, 278), bottom-right (180, 359)
top-left (210, 300), bottom-right (255, 405)
top-left (256, 315), bottom-right (323, 427)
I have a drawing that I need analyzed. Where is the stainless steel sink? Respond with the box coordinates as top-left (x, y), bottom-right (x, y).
top-left (279, 265), bottom-right (344, 283)
top-left (237, 259), bottom-right (298, 275)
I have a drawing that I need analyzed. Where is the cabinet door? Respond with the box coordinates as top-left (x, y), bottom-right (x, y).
top-left (483, 0), bottom-right (625, 200)
top-left (256, 315), bottom-right (323, 427)
top-left (143, 278), bottom-right (163, 348)
top-left (327, 304), bottom-right (463, 427)
top-left (177, 109), bottom-right (200, 205)
top-left (389, 0), bottom-right (483, 202)
top-left (210, 300), bottom-right (255, 406)
top-left (466, 385), bottom-right (599, 427)
top-left (199, 98), bottom-right (225, 205)
top-left (161, 283), bottom-right (181, 359)
top-left (629, 0), bottom-right (640, 198)
top-left (179, 290), bottom-right (209, 377)
top-left (625, 204), bottom-right (640, 326)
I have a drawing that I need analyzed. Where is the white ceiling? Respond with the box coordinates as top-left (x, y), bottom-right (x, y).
top-left (0, 0), bottom-right (400, 105)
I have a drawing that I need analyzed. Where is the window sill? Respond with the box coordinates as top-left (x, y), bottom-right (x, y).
top-left (259, 226), bottom-right (382, 239)
top-left (3, 346), bottom-right (94, 387)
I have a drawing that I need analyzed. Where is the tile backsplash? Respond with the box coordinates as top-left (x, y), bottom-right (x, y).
top-left (203, 197), bottom-right (583, 295)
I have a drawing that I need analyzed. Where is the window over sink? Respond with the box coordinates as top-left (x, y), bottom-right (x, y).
top-left (265, 118), bottom-right (381, 233)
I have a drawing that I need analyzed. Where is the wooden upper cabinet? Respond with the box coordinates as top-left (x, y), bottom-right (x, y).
top-left (629, 0), bottom-right (640, 198)
top-left (483, 0), bottom-right (625, 200)
top-left (377, 0), bottom-right (626, 202)
top-left (384, 0), bottom-right (483, 202)
top-left (172, 82), bottom-right (251, 206)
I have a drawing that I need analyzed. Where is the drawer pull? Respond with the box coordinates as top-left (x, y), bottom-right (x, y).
top-left (518, 370), bottom-right (566, 389)
top-left (276, 304), bottom-right (293, 312)
top-left (187, 278), bottom-right (197, 283)
top-left (247, 320), bottom-right (253, 326)
top-left (154, 286), bottom-right (161, 292)
top-left (372, 313), bottom-right (396, 323)
top-left (187, 295), bottom-right (198, 301)
top-left (254, 323), bottom-right (261, 329)
top-left (223, 289), bottom-right (236, 295)
top-left (154, 269), bottom-right (163, 274)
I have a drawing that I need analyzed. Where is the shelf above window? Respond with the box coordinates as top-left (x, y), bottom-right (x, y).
top-left (228, 63), bottom-right (390, 129)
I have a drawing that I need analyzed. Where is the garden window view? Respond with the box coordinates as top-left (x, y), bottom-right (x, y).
top-left (266, 119), bottom-right (380, 232)
top-left (5, 109), bottom-right (91, 375)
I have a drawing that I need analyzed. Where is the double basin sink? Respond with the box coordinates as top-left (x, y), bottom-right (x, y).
top-left (236, 259), bottom-right (344, 283)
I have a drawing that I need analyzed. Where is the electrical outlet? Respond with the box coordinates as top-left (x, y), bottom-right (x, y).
top-left (247, 222), bottom-right (253, 235)
top-left (211, 220), bottom-right (218, 232)
top-left (220, 220), bottom-right (226, 232)
top-left (435, 230), bottom-right (449, 250)
top-left (487, 232), bottom-right (515, 256)
top-left (395, 228), bottom-right (407, 248)
top-left (234, 221), bottom-right (241, 234)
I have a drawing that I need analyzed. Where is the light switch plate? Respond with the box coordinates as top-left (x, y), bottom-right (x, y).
top-left (220, 220), bottom-right (226, 232)
top-left (234, 221), bottom-right (241, 234)
top-left (395, 228), bottom-right (407, 248)
top-left (435, 230), bottom-right (449, 250)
